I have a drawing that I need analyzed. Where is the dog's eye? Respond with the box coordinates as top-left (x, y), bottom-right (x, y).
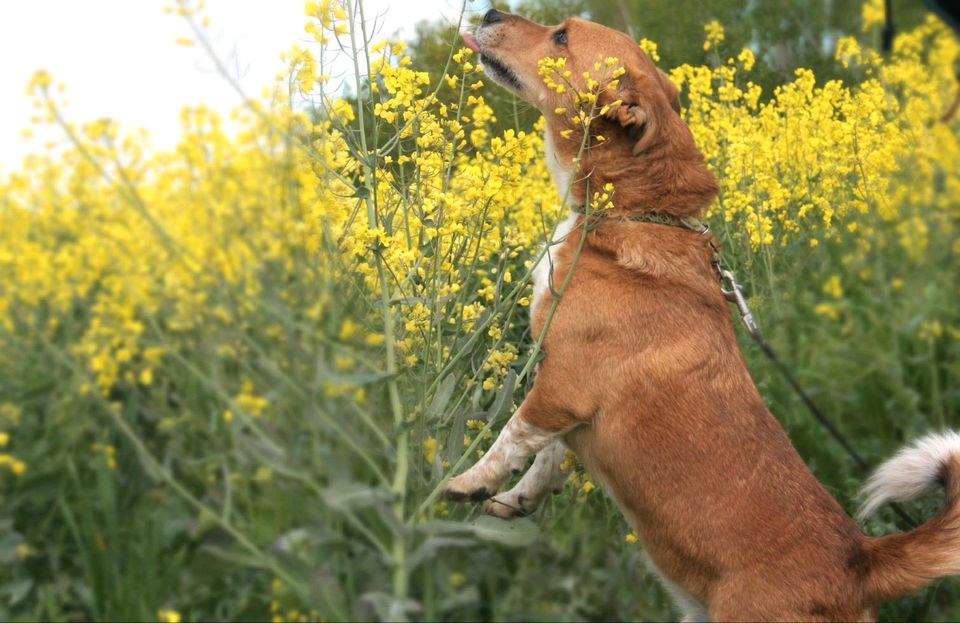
top-left (553, 29), bottom-right (567, 46)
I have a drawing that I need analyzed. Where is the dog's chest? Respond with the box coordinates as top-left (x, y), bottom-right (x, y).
top-left (531, 130), bottom-right (579, 321)
top-left (531, 212), bottom-right (578, 321)
top-left (543, 129), bottom-right (573, 200)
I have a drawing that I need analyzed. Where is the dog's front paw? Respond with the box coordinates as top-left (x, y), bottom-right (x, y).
top-left (442, 473), bottom-right (495, 503)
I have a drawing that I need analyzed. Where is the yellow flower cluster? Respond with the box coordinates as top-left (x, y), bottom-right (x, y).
top-left (703, 20), bottom-right (725, 52)
top-left (591, 182), bottom-right (617, 213)
top-left (304, 0), bottom-right (348, 42)
top-left (539, 55), bottom-right (628, 149)
top-left (0, 404), bottom-right (24, 476)
top-left (861, 0), bottom-right (887, 31)
top-left (91, 443), bottom-right (117, 469)
top-left (269, 578), bottom-right (321, 623)
top-left (673, 15), bottom-right (960, 262)
top-left (638, 39), bottom-right (660, 63)
top-left (0, 454), bottom-right (27, 477)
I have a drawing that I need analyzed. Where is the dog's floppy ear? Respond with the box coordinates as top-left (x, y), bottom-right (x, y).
top-left (599, 52), bottom-right (681, 155)
top-left (656, 68), bottom-right (682, 114)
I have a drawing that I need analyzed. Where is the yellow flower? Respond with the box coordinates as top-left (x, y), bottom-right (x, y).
top-left (139, 367), bottom-right (154, 386)
top-left (16, 543), bottom-right (32, 559)
top-left (918, 320), bottom-right (944, 342)
top-left (423, 437), bottom-right (438, 463)
top-left (835, 36), bottom-right (862, 67)
top-left (861, 0), bottom-right (886, 31)
top-left (365, 333), bottom-right (385, 346)
top-left (27, 69), bottom-right (52, 92)
top-left (157, 610), bottom-right (182, 623)
top-left (814, 303), bottom-right (841, 321)
top-left (822, 275), bottom-right (843, 299)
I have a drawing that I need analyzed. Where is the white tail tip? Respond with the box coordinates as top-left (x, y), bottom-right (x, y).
top-left (857, 431), bottom-right (960, 522)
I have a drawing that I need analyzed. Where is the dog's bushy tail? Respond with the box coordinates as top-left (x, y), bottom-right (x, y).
top-left (857, 431), bottom-right (960, 604)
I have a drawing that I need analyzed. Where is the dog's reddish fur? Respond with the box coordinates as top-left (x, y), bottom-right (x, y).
top-left (446, 12), bottom-right (960, 620)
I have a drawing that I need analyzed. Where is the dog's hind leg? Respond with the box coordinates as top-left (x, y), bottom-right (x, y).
top-left (443, 384), bottom-right (576, 503)
top-left (483, 440), bottom-right (570, 518)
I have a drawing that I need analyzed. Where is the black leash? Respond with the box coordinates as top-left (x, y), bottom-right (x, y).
top-left (715, 266), bottom-right (919, 529)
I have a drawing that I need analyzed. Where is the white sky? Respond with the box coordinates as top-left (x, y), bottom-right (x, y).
top-left (0, 0), bottom-right (489, 173)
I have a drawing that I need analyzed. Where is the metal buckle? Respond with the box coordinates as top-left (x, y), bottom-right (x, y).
top-left (718, 268), bottom-right (760, 338)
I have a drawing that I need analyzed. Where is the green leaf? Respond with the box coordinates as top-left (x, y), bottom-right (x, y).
top-left (486, 369), bottom-right (517, 423)
top-left (439, 586), bottom-right (480, 613)
top-left (445, 408), bottom-right (476, 462)
top-left (358, 591), bottom-right (422, 622)
top-left (0, 529), bottom-right (24, 565)
top-left (353, 185), bottom-right (370, 199)
top-left (0, 578), bottom-right (33, 606)
top-left (426, 374), bottom-right (456, 422)
top-left (466, 515), bottom-right (539, 547)
top-left (321, 370), bottom-right (395, 386)
top-left (421, 516), bottom-right (540, 548)
top-left (321, 483), bottom-right (394, 513)
top-left (408, 536), bottom-right (475, 570)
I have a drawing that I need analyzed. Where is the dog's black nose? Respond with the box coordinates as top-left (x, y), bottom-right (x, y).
top-left (482, 9), bottom-right (504, 25)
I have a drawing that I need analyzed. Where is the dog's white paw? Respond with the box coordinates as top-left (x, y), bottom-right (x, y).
top-left (442, 472), bottom-right (496, 503)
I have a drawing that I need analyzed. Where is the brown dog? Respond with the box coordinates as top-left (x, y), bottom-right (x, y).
top-left (444, 9), bottom-right (960, 621)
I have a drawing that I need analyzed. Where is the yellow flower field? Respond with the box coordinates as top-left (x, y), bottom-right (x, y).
top-left (0, 0), bottom-right (958, 620)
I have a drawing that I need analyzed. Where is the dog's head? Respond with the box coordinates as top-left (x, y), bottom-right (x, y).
top-left (464, 10), bottom-right (717, 216)
top-left (464, 9), bottom-right (682, 156)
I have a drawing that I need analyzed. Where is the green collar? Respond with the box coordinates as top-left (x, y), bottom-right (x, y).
top-left (622, 212), bottom-right (710, 234)
top-left (574, 207), bottom-right (710, 234)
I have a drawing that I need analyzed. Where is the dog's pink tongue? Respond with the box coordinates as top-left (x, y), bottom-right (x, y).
top-left (461, 32), bottom-right (481, 53)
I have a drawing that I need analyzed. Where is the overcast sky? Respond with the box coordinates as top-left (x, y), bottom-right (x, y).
top-left (0, 0), bottom-right (488, 173)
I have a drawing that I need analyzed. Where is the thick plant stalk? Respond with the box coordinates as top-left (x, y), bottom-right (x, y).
top-left (346, 0), bottom-right (410, 610)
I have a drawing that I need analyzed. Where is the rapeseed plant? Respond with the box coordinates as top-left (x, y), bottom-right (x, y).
top-left (0, 0), bottom-right (957, 620)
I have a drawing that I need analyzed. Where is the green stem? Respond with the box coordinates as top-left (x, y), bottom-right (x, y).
top-left (347, 0), bottom-right (411, 608)
top-left (930, 339), bottom-right (945, 430)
